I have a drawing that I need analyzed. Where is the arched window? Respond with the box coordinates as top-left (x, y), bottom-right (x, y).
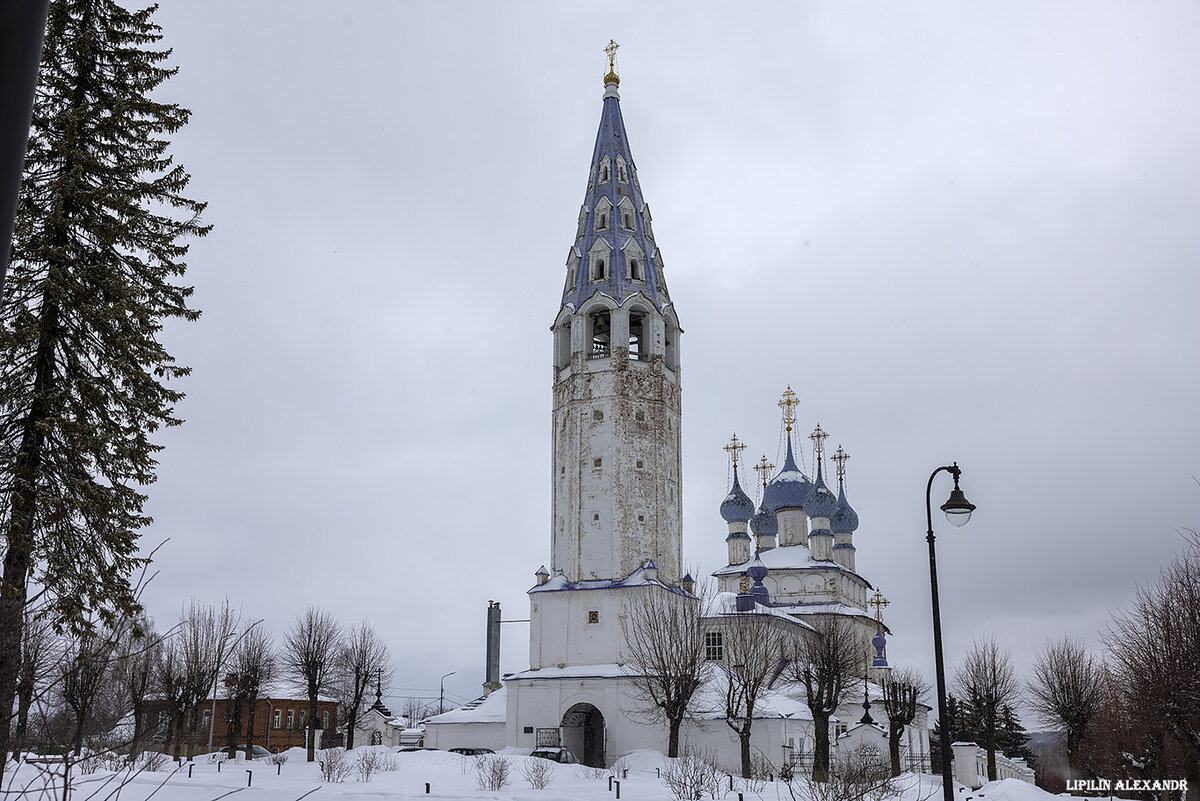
top-left (592, 258), bottom-right (605, 281)
top-left (370, 730), bottom-right (382, 746)
top-left (598, 213), bottom-right (607, 230)
top-left (555, 321), bottom-right (572, 369)
top-left (630, 258), bottom-right (641, 281)
top-left (588, 310), bottom-right (611, 359)
top-left (602, 165), bottom-right (609, 181)
top-left (665, 319), bottom-right (679, 371)
top-left (622, 213), bottom-right (631, 229)
top-left (629, 311), bottom-right (647, 361)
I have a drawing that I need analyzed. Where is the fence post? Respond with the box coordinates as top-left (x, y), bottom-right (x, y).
top-left (246, 770), bottom-right (252, 787)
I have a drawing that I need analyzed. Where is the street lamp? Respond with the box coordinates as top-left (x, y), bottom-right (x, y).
top-left (926, 462), bottom-right (976, 801)
top-left (439, 671), bottom-right (456, 715)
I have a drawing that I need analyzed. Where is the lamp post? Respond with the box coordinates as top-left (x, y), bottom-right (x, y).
top-left (926, 462), bottom-right (976, 801)
top-left (439, 671), bottom-right (456, 715)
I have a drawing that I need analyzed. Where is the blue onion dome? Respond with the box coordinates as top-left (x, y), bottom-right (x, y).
top-left (746, 554), bottom-right (768, 582)
top-left (720, 465), bottom-right (756, 524)
top-left (805, 462), bottom-right (838, 520)
top-left (763, 438), bottom-right (813, 512)
top-left (831, 483), bottom-right (860, 534)
top-left (750, 502), bottom-right (778, 539)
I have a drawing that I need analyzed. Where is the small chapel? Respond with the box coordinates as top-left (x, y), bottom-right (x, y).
top-left (423, 46), bottom-right (932, 773)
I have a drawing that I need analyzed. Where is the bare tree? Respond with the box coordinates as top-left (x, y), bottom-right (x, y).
top-left (953, 636), bottom-right (1021, 781)
top-left (1104, 529), bottom-right (1200, 801)
top-left (1027, 636), bottom-right (1104, 785)
top-left (399, 696), bottom-right (435, 726)
top-left (10, 611), bottom-right (53, 761)
top-left (336, 621), bottom-right (391, 750)
top-left (618, 587), bottom-right (710, 757)
top-left (788, 615), bottom-right (861, 782)
top-left (178, 600), bottom-right (239, 759)
top-left (112, 616), bottom-right (160, 760)
top-left (881, 667), bottom-right (928, 777)
top-left (60, 629), bottom-right (115, 756)
top-left (721, 610), bottom-right (786, 779)
top-left (282, 607), bottom-right (341, 762)
top-left (154, 635), bottom-right (188, 759)
top-left (234, 624), bottom-right (274, 757)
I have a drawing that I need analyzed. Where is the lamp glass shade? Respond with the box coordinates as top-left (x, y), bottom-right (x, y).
top-left (940, 488), bottom-right (976, 527)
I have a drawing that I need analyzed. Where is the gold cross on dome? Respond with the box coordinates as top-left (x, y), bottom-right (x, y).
top-left (778, 386), bottom-right (799, 435)
top-left (605, 40), bottom-right (619, 73)
top-left (832, 445), bottom-right (849, 487)
top-left (723, 433), bottom-right (746, 468)
top-left (809, 424), bottom-right (829, 469)
top-left (754, 455), bottom-right (775, 489)
top-left (868, 589), bottom-right (890, 626)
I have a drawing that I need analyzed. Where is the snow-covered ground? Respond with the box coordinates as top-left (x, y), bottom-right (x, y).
top-left (2, 746), bottom-right (1069, 801)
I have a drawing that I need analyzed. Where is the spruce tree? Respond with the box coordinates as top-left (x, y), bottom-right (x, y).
top-left (0, 0), bottom-right (206, 774)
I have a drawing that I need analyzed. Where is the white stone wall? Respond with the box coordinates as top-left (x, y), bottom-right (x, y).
top-left (551, 300), bottom-right (682, 583)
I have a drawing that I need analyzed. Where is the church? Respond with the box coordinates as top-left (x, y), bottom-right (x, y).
top-left (423, 48), bottom-right (931, 774)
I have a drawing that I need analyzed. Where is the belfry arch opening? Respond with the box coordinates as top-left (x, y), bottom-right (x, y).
top-left (555, 321), bottom-right (572, 369)
top-left (588, 309), bottom-right (611, 359)
top-left (628, 309), bottom-right (648, 361)
top-left (560, 703), bottom-right (605, 767)
top-left (665, 317), bottom-right (679, 371)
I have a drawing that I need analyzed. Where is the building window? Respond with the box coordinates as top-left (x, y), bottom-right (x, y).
top-left (286, 709), bottom-right (294, 729)
top-left (592, 512), bottom-right (600, 521)
top-left (637, 514), bottom-right (645, 522)
top-left (705, 631), bottom-right (723, 661)
top-left (629, 258), bottom-right (641, 280)
top-left (587, 610), bottom-right (599, 624)
top-left (273, 709), bottom-right (281, 729)
top-left (636, 460), bottom-right (644, 469)
top-left (201, 710), bottom-right (211, 730)
top-left (322, 711), bottom-right (329, 730)
top-left (635, 409), bottom-right (646, 422)
top-left (523, 726), bottom-right (534, 735)
top-left (598, 213), bottom-right (607, 230)
top-left (593, 458), bottom-right (602, 467)
top-left (836, 722), bottom-right (848, 738)
top-left (593, 409), bottom-right (603, 421)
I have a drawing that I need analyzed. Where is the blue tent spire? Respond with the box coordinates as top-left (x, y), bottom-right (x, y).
top-left (561, 64), bottom-right (673, 315)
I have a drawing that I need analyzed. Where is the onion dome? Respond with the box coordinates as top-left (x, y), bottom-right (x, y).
top-left (763, 438), bottom-right (812, 512)
top-left (831, 483), bottom-right (860, 534)
top-left (720, 465), bottom-right (756, 524)
top-left (804, 462), bottom-right (838, 520)
top-left (746, 554), bottom-right (768, 583)
top-left (750, 502), bottom-right (778, 539)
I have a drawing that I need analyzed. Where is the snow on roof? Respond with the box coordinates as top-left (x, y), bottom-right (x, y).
top-left (712, 543), bottom-right (839, 575)
top-left (530, 564), bottom-right (691, 596)
top-left (506, 663), bottom-right (632, 681)
top-left (772, 600), bottom-right (874, 619)
top-left (705, 592), bottom-right (816, 632)
top-left (424, 686), bottom-right (507, 724)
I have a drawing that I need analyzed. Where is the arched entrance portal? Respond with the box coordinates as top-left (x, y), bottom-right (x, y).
top-left (560, 703), bottom-right (605, 767)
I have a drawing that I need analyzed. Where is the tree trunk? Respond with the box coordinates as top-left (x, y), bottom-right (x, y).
top-left (128, 702), bottom-right (144, 762)
top-left (12, 660), bottom-right (34, 761)
top-left (244, 696), bottom-right (258, 754)
top-left (889, 722), bottom-right (903, 777)
top-left (345, 708), bottom-right (357, 751)
top-left (985, 729), bottom-right (997, 781)
top-left (186, 706), bottom-right (199, 759)
top-left (667, 716), bottom-right (682, 758)
top-left (306, 692), bottom-right (317, 762)
top-left (740, 729), bottom-right (753, 779)
top-left (226, 695), bottom-right (243, 758)
top-left (172, 713), bottom-right (184, 760)
top-left (812, 711), bottom-right (831, 782)
top-left (1184, 747), bottom-right (1200, 801)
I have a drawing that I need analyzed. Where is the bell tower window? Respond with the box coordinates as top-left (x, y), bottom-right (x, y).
top-left (630, 258), bottom-right (641, 281)
top-left (598, 213), bottom-right (607, 230)
top-left (588, 309), bottom-right (611, 359)
top-left (629, 311), bottom-right (647, 362)
top-left (591, 258), bottom-right (606, 281)
top-left (555, 322), bottom-right (571, 369)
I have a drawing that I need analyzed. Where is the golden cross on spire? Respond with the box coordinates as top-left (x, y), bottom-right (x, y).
top-left (809, 423), bottom-right (829, 471)
top-left (604, 39), bottom-right (620, 80)
top-left (868, 589), bottom-right (890, 627)
top-left (778, 386), bottom-right (799, 435)
top-left (754, 454), bottom-right (775, 488)
top-left (832, 445), bottom-right (849, 487)
top-left (723, 433), bottom-right (746, 469)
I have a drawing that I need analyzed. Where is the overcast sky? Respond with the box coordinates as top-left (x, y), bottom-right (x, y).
top-left (137, 1), bottom-right (1200, 716)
